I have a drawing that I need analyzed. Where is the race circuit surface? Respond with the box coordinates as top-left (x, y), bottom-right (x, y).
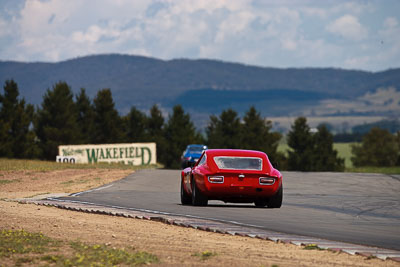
top-left (57, 169), bottom-right (400, 250)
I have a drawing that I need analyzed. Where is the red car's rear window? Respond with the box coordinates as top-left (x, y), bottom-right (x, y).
top-left (213, 156), bottom-right (263, 171)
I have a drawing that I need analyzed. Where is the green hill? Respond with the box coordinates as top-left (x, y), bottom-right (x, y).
top-left (0, 54), bottom-right (399, 116)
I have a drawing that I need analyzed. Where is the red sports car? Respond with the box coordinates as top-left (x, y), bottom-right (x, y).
top-left (180, 149), bottom-right (283, 208)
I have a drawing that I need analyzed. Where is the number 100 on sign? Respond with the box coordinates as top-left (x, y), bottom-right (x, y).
top-left (56, 156), bottom-right (76, 163)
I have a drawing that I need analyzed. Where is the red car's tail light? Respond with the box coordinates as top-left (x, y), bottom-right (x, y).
top-left (208, 176), bottom-right (224, 183)
top-left (259, 177), bottom-right (275, 185)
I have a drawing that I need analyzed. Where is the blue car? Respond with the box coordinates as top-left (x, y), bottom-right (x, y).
top-left (181, 144), bottom-right (208, 168)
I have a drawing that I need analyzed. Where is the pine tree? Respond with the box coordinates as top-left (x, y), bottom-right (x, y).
top-left (92, 89), bottom-right (124, 144)
top-left (288, 119), bottom-right (345, 171)
top-left (313, 124), bottom-right (344, 171)
top-left (241, 106), bottom-right (282, 162)
top-left (205, 115), bottom-right (219, 147)
top-left (351, 127), bottom-right (399, 167)
top-left (147, 104), bottom-right (166, 165)
top-left (396, 131), bottom-right (400, 165)
top-left (75, 88), bottom-right (95, 144)
top-left (147, 105), bottom-right (164, 140)
top-left (0, 81), bottom-right (15, 157)
top-left (164, 105), bottom-right (201, 168)
top-left (0, 80), bottom-right (38, 158)
top-left (124, 107), bottom-right (148, 142)
top-left (35, 82), bottom-right (80, 160)
top-left (287, 117), bottom-right (314, 171)
top-left (206, 109), bottom-right (242, 149)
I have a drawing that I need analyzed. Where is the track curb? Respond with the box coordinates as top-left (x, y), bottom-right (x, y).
top-left (17, 198), bottom-right (400, 263)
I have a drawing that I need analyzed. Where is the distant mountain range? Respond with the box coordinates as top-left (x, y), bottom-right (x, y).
top-left (0, 54), bottom-right (399, 130)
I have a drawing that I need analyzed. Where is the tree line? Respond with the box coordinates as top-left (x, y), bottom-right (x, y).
top-left (1, 79), bottom-right (398, 170)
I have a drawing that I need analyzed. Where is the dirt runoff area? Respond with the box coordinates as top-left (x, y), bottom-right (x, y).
top-left (0, 168), bottom-right (398, 267)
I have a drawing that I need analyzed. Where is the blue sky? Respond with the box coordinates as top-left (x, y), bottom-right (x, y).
top-left (0, 0), bottom-right (399, 71)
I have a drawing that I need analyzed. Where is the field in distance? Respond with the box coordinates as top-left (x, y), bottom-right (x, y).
top-left (278, 142), bottom-right (400, 174)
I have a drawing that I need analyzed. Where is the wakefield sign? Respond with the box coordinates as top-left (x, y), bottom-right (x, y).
top-left (57, 143), bottom-right (156, 166)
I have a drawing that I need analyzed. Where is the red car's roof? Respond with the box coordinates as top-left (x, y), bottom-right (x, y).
top-left (205, 149), bottom-right (268, 158)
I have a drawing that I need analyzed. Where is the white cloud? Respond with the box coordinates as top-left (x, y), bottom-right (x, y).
top-left (281, 39), bottom-right (297, 51)
top-left (329, 2), bottom-right (374, 16)
top-left (0, 17), bottom-right (11, 37)
top-left (384, 17), bottom-right (398, 28)
top-left (128, 47), bottom-right (151, 57)
top-left (373, 16), bottom-right (400, 69)
top-left (344, 56), bottom-right (371, 69)
top-left (300, 7), bottom-right (327, 18)
top-left (71, 24), bottom-right (122, 44)
top-left (167, 0), bottom-right (250, 14)
top-left (215, 11), bottom-right (253, 43)
top-left (0, 0), bottom-right (398, 71)
top-left (379, 18), bottom-right (400, 49)
top-left (326, 14), bottom-right (367, 41)
top-left (18, 0), bottom-right (78, 36)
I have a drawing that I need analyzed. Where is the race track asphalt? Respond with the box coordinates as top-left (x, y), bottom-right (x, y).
top-left (57, 169), bottom-right (400, 250)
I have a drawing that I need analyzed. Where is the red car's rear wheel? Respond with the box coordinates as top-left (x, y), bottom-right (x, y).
top-left (267, 186), bottom-right (283, 208)
top-left (191, 178), bottom-right (208, 206)
top-left (254, 186), bottom-right (283, 208)
top-left (180, 179), bottom-right (191, 205)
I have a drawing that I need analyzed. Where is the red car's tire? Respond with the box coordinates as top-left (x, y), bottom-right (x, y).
top-left (191, 178), bottom-right (208, 206)
top-left (267, 186), bottom-right (283, 208)
top-left (180, 179), bottom-right (191, 205)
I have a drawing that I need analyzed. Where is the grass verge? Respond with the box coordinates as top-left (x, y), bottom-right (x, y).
top-left (0, 229), bottom-right (158, 266)
top-left (346, 166), bottom-right (400, 175)
top-left (192, 251), bottom-right (218, 261)
top-left (0, 179), bottom-right (21, 185)
top-left (0, 158), bottom-right (160, 172)
top-left (0, 229), bottom-right (60, 257)
top-left (303, 244), bottom-right (325, 251)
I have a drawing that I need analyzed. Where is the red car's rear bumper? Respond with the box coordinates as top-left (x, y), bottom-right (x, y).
top-left (199, 174), bottom-right (282, 200)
